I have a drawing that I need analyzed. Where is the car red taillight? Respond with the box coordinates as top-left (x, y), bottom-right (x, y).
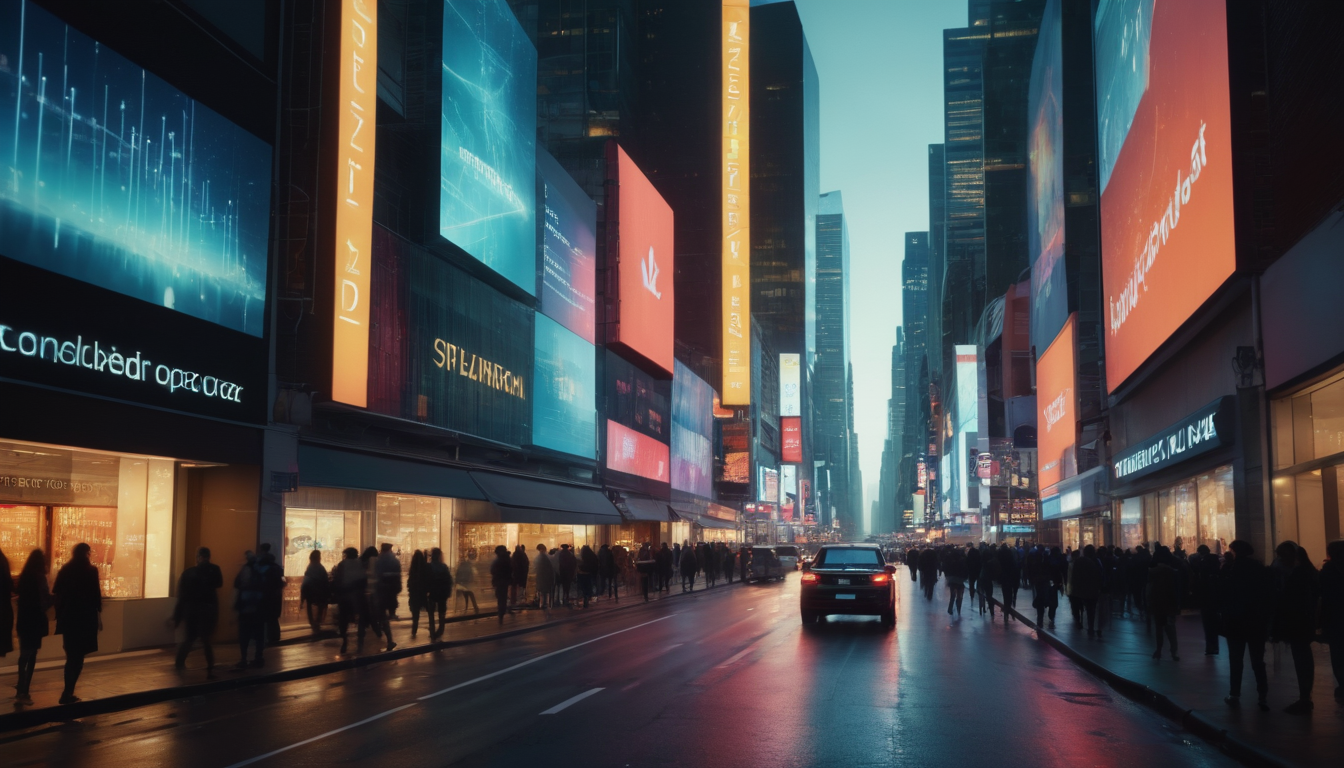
top-left (870, 573), bottom-right (890, 585)
top-left (801, 571), bottom-right (819, 585)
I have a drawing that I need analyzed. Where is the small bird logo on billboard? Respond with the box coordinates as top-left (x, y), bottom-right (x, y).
top-left (642, 246), bottom-right (662, 299)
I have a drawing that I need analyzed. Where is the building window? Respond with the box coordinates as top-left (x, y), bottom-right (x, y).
top-left (0, 440), bottom-right (175, 599)
top-left (1120, 464), bottom-right (1235, 555)
top-left (1270, 370), bottom-right (1344, 567)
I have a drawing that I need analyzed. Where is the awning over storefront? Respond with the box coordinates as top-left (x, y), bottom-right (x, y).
top-left (1040, 466), bottom-right (1108, 520)
top-left (621, 498), bottom-right (673, 522)
top-left (695, 516), bottom-right (738, 530)
top-left (298, 444), bottom-right (484, 499)
top-left (469, 471), bottom-right (622, 527)
top-left (670, 501), bottom-right (738, 530)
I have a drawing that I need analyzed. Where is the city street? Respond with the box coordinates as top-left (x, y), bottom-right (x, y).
top-left (2, 571), bottom-right (1234, 768)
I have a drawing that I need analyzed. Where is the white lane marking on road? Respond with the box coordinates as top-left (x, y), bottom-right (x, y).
top-left (718, 647), bottom-right (754, 668)
top-left (225, 614), bottom-right (675, 767)
top-left (540, 687), bottom-right (604, 715)
top-left (665, 643), bottom-right (683, 651)
top-left (418, 614), bottom-right (675, 701)
top-left (224, 704), bottom-right (416, 768)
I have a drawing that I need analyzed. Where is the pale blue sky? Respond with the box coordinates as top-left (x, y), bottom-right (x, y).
top-left (792, 0), bottom-right (967, 531)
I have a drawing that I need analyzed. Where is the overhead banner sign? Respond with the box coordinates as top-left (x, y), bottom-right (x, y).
top-left (721, 0), bottom-right (751, 405)
top-left (331, 0), bottom-right (377, 407)
top-left (779, 353), bottom-right (801, 416)
top-left (1112, 397), bottom-right (1233, 484)
top-left (1037, 314), bottom-right (1077, 494)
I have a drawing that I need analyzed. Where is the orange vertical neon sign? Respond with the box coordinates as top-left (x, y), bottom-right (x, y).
top-left (721, 0), bottom-right (750, 405)
top-left (331, 0), bottom-right (377, 407)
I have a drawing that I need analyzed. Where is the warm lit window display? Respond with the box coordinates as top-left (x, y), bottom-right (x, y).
top-left (1119, 464), bottom-right (1234, 554)
top-left (1271, 371), bottom-right (1344, 564)
top-left (0, 440), bottom-right (174, 598)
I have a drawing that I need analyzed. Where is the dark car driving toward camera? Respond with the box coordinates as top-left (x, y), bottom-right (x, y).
top-left (799, 544), bottom-right (896, 628)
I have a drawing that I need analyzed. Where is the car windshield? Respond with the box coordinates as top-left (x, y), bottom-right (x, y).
top-left (813, 548), bottom-right (882, 568)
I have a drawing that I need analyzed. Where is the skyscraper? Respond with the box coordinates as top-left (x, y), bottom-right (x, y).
top-left (815, 191), bottom-right (851, 530)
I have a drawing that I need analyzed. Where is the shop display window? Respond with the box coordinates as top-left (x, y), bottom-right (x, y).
top-left (375, 494), bottom-right (445, 568)
top-left (1119, 497), bottom-right (1143, 551)
top-left (1120, 464), bottom-right (1235, 554)
top-left (0, 441), bottom-right (174, 599)
top-left (1270, 372), bottom-right (1344, 569)
top-left (1196, 466), bottom-right (1235, 554)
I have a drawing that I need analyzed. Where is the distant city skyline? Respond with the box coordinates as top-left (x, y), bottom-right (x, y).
top-left (795, 0), bottom-right (964, 533)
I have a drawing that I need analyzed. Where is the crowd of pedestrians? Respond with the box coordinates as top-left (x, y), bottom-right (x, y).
top-left (902, 536), bottom-right (1344, 714)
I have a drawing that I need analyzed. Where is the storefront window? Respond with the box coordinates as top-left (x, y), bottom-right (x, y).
top-left (0, 441), bottom-right (174, 599)
top-left (1120, 464), bottom-right (1235, 554)
top-left (1119, 497), bottom-right (1143, 551)
top-left (1270, 371), bottom-right (1344, 567)
top-left (1196, 466), bottom-right (1234, 554)
top-left (375, 494), bottom-right (444, 566)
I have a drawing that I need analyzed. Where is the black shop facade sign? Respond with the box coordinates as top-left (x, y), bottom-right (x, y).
top-left (0, 257), bottom-right (268, 423)
top-left (1112, 397), bottom-right (1234, 484)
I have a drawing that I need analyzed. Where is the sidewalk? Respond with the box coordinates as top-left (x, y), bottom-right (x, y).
top-left (1, 576), bottom-right (738, 733)
top-left (994, 584), bottom-right (1339, 768)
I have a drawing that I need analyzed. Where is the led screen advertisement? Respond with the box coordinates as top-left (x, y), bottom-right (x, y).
top-left (536, 149), bottom-right (596, 343)
top-left (671, 359), bottom-right (714, 498)
top-left (1027, 0), bottom-right (1068, 354)
top-left (779, 353), bottom-right (801, 416)
top-left (532, 314), bottom-right (595, 459)
top-left (606, 420), bottom-right (669, 484)
top-left (781, 416), bottom-right (802, 464)
top-left (757, 466), bottom-right (779, 504)
top-left (367, 226), bottom-right (532, 447)
top-left (440, 0), bottom-right (537, 295)
top-left (607, 143), bottom-right (675, 376)
top-left (0, 0), bottom-right (273, 338)
top-left (1095, 0), bottom-right (1236, 393)
top-left (1037, 314), bottom-right (1077, 494)
top-left (721, 0), bottom-right (751, 404)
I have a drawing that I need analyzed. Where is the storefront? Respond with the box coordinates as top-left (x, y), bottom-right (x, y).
top-left (1041, 467), bottom-right (1108, 551)
top-left (1109, 398), bottom-right (1238, 554)
top-left (1269, 370), bottom-right (1344, 563)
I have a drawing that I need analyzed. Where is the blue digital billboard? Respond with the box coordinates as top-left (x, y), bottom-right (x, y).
top-left (532, 313), bottom-right (596, 459)
top-left (440, 0), bottom-right (537, 295)
top-left (537, 148), bottom-right (596, 343)
top-left (671, 359), bottom-right (714, 499)
top-left (1027, 0), bottom-right (1068, 354)
top-left (0, 0), bottom-right (273, 337)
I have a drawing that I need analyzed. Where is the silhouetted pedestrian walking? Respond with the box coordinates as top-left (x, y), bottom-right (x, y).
top-left (173, 546), bottom-right (222, 671)
top-left (13, 549), bottom-right (50, 705)
top-left (53, 543), bottom-right (102, 703)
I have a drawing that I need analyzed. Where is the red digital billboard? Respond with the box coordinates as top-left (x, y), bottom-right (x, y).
top-left (607, 142), bottom-right (675, 376)
top-left (1095, 0), bottom-right (1236, 393)
top-left (1037, 314), bottom-right (1077, 494)
top-left (606, 420), bottom-right (670, 484)
top-left (781, 416), bottom-right (802, 463)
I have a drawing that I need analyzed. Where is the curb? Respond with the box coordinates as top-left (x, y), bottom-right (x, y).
top-left (0, 578), bottom-right (746, 733)
top-left (988, 595), bottom-right (1294, 768)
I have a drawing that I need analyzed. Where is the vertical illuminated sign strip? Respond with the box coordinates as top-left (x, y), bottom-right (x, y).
top-left (331, 0), bottom-right (377, 407)
top-left (721, 0), bottom-right (750, 405)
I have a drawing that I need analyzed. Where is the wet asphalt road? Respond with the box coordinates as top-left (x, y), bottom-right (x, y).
top-left (3, 570), bottom-right (1238, 768)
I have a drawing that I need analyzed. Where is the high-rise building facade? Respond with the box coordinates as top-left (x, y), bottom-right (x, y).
top-left (815, 191), bottom-right (851, 530)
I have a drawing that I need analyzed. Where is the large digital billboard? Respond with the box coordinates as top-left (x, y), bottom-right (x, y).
top-left (536, 149), bottom-right (596, 343)
top-left (757, 466), bottom-right (779, 503)
top-left (671, 359), bottom-right (714, 498)
top-left (532, 313), bottom-right (595, 459)
top-left (955, 345), bottom-right (979, 513)
top-left (1027, 0), bottom-right (1067, 354)
top-left (439, 0), bottom-right (537, 295)
top-left (1037, 314), bottom-right (1077, 494)
top-left (608, 143), bottom-right (675, 375)
top-left (1095, 0), bottom-right (1236, 392)
top-left (721, 0), bottom-right (751, 404)
top-left (368, 226), bottom-right (532, 447)
top-left (0, 0), bottom-right (273, 337)
top-left (779, 353), bottom-right (801, 416)
top-left (781, 416), bottom-right (802, 464)
top-left (606, 420), bottom-right (669, 484)
top-left (331, 0), bottom-right (377, 407)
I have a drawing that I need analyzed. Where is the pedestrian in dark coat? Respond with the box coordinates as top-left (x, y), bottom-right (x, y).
top-left (407, 550), bottom-right (431, 640)
top-left (233, 551), bottom-right (267, 667)
top-left (13, 549), bottom-right (50, 705)
top-left (1031, 552), bottom-right (1059, 630)
top-left (656, 543), bottom-right (674, 593)
top-left (918, 548), bottom-right (939, 601)
top-left (680, 543), bottom-right (699, 592)
top-left (510, 544), bottom-right (530, 607)
top-left (578, 545), bottom-right (600, 607)
top-left (1128, 545), bottom-right (1151, 616)
top-left (1147, 546), bottom-right (1180, 660)
top-left (1272, 541), bottom-right (1318, 714)
top-left (636, 543), bottom-right (656, 601)
top-left (375, 543), bottom-right (402, 651)
top-left (1318, 540), bottom-right (1344, 703)
top-left (1071, 545), bottom-right (1104, 636)
top-left (173, 546), bottom-right (223, 671)
top-left (557, 544), bottom-right (577, 605)
top-left (907, 547), bottom-right (920, 582)
top-left (723, 547), bottom-right (737, 584)
top-left (490, 545), bottom-right (513, 623)
top-left (598, 544), bottom-right (616, 599)
top-left (52, 543), bottom-right (101, 704)
top-left (534, 543), bottom-right (556, 610)
top-left (739, 545), bottom-right (751, 582)
top-left (427, 548), bottom-right (453, 639)
top-left (1191, 545), bottom-right (1222, 655)
top-left (1220, 540), bottom-right (1270, 709)
top-left (965, 546), bottom-right (982, 596)
top-left (997, 544), bottom-right (1020, 620)
top-left (255, 542), bottom-right (285, 648)
top-left (0, 547), bottom-right (13, 659)
top-left (300, 549), bottom-right (330, 638)
top-left (330, 547), bottom-right (367, 654)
